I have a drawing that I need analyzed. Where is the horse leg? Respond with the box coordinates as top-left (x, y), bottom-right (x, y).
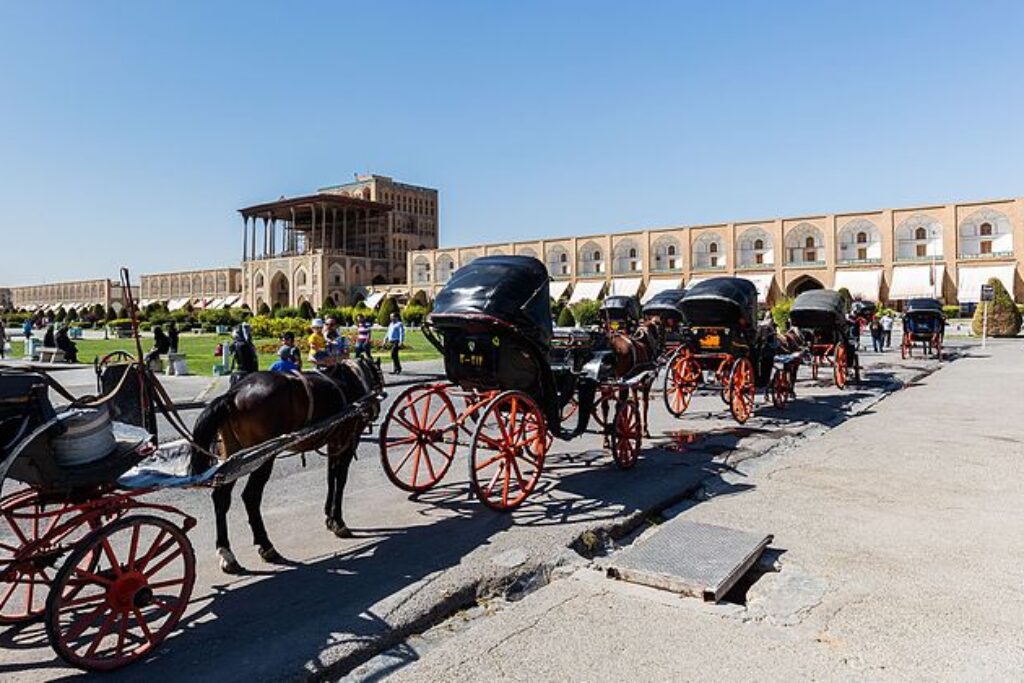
top-left (212, 482), bottom-right (245, 574)
top-left (325, 439), bottom-right (355, 539)
top-left (242, 458), bottom-right (282, 562)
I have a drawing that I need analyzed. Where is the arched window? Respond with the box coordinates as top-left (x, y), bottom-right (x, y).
top-left (560, 253), bottom-right (567, 263)
top-left (805, 236), bottom-right (815, 248)
top-left (754, 239), bottom-right (764, 250)
top-left (628, 247), bottom-right (637, 258)
top-left (593, 250), bottom-right (601, 261)
top-left (980, 222), bottom-right (992, 236)
top-left (709, 243), bottom-right (718, 254)
top-left (915, 227), bottom-right (927, 240)
top-left (255, 274), bottom-right (265, 288)
top-left (667, 245), bottom-right (676, 256)
top-left (856, 232), bottom-right (867, 244)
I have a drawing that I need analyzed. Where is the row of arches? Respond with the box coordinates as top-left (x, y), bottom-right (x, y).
top-left (414, 208), bottom-right (1014, 283)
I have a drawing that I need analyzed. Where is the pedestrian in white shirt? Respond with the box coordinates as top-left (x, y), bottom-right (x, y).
top-left (880, 312), bottom-right (894, 349)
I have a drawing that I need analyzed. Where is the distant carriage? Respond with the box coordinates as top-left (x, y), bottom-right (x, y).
top-left (378, 256), bottom-right (655, 511)
top-left (789, 289), bottom-right (860, 388)
top-left (901, 298), bottom-right (945, 360)
top-left (598, 295), bottom-right (641, 334)
top-left (641, 288), bottom-right (687, 358)
top-left (661, 278), bottom-right (782, 424)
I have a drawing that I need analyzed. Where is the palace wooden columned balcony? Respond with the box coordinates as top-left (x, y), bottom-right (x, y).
top-left (837, 257), bottom-right (882, 266)
top-left (958, 250), bottom-right (1014, 260)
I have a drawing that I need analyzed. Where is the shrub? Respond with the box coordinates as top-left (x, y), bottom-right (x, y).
top-left (377, 296), bottom-right (400, 327)
top-left (771, 296), bottom-right (794, 329)
top-left (941, 305), bottom-right (960, 319)
top-left (557, 307), bottom-right (575, 327)
top-left (972, 278), bottom-right (1021, 337)
top-left (248, 315), bottom-right (310, 340)
top-left (273, 306), bottom-right (303, 319)
top-left (298, 301), bottom-right (315, 319)
top-left (257, 302), bottom-right (271, 316)
top-left (55, 307), bottom-right (67, 322)
top-left (105, 307), bottom-right (118, 322)
top-left (570, 300), bottom-right (602, 327)
top-left (401, 304), bottom-right (428, 326)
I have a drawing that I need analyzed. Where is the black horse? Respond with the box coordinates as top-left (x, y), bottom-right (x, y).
top-left (190, 357), bottom-right (383, 573)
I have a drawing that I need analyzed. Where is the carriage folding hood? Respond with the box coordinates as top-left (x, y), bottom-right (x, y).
top-left (679, 277), bottom-right (758, 329)
top-left (789, 290), bottom-right (850, 331)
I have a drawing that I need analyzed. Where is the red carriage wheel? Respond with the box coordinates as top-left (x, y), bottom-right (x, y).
top-left (468, 391), bottom-right (547, 511)
top-left (610, 398), bottom-right (642, 469)
top-left (590, 388), bottom-right (614, 430)
top-left (728, 357), bottom-right (756, 424)
top-left (716, 357), bottom-right (733, 405)
top-left (663, 352), bottom-right (699, 417)
top-left (834, 344), bottom-right (849, 389)
top-left (380, 385), bottom-right (458, 493)
top-left (770, 368), bottom-right (790, 410)
top-left (560, 396), bottom-right (579, 423)
top-left (0, 491), bottom-right (98, 624)
top-left (46, 515), bottom-right (195, 672)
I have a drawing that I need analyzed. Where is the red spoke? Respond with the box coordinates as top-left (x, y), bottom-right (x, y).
top-left (85, 612), bottom-right (117, 658)
top-left (115, 611), bottom-right (130, 658)
top-left (148, 577), bottom-right (186, 590)
top-left (410, 444), bottom-right (423, 488)
top-left (133, 607), bottom-right (156, 646)
top-left (59, 590), bottom-right (109, 609)
top-left (392, 413), bottom-right (421, 436)
top-left (424, 404), bottom-right (450, 431)
top-left (509, 453), bottom-right (529, 490)
top-left (101, 539), bottom-right (123, 577)
top-left (135, 529), bottom-right (170, 574)
top-left (421, 443), bottom-right (437, 481)
top-left (474, 451), bottom-right (506, 472)
top-left (501, 456), bottom-right (511, 507)
top-left (127, 523), bottom-right (141, 571)
top-left (137, 535), bottom-right (177, 574)
top-left (64, 601), bottom-right (110, 642)
top-left (144, 546), bottom-right (184, 578)
top-left (391, 443), bottom-right (419, 475)
top-left (0, 580), bottom-right (18, 610)
top-left (483, 460), bottom-right (505, 496)
top-left (387, 435), bottom-right (418, 447)
top-left (5, 516), bottom-right (29, 546)
top-left (425, 440), bottom-right (454, 463)
top-left (402, 395), bottom-right (423, 429)
top-left (419, 393), bottom-right (434, 432)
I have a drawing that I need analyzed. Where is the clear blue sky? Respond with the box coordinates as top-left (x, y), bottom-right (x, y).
top-left (2, 1), bottom-right (1022, 286)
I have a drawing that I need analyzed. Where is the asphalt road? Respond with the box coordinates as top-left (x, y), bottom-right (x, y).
top-left (0, 335), bottom-right (958, 681)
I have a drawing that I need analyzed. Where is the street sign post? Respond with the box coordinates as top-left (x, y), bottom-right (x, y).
top-left (980, 284), bottom-right (994, 349)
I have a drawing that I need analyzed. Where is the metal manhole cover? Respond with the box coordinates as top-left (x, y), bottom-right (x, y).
top-left (606, 520), bottom-right (772, 602)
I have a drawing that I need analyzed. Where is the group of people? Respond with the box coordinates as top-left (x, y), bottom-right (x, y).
top-left (848, 311), bottom-right (895, 353)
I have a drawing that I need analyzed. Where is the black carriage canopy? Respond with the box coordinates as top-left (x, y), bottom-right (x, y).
top-left (641, 288), bottom-right (686, 318)
top-left (429, 255), bottom-right (553, 346)
top-left (599, 295), bottom-right (641, 321)
top-left (904, 297), bottom-right (944, 315)
top-left (679, 277), bottom-right (758, 327)
top-left (789, 289), bottom-right (849, 330)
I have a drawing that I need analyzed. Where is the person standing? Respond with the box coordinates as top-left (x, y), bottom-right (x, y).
top-left (880, 311), bottom-right (894, 349)
top-left (43, 324), bottom-right (55, 348)
top-left (354, 315), bottom-right (372, 360)
top-left (229, 322), bottom-right (259, 373)
top-left (385, 312), bottom-right (405, 374)
top-left (22, 318), bottom-right (33, 343)
top-left (869, 316), bottom-right (884, 353)
top-left (167, 321), bottom-right (180, 354)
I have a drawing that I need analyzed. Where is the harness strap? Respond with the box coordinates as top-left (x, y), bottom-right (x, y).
top-left (290, 370), bottom-right (316, 425)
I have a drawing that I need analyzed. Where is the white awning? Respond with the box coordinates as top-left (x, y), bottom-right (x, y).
top-left (364, 291), bottom-right (386, 310)
top-left (738, 273), bottom-right (775, 304)
top-left (889, 265), bottom-right (945, 300)
top-left (208, 297), bottom-right (226, 310)
top-left (568, 280), bottom-right (606, 304)
top-left (222, 295), bottom-right (241, 308)
top-left (833, 269), bottom-right (883, 302)
top-left (549, 279), bottom-right (571, 301)
top-left (641, 277), bottom-right (683, 303)
top-left (957, 264), bottom-right (1015, 303)
top-left (609, 277), bottom-right (642, 297)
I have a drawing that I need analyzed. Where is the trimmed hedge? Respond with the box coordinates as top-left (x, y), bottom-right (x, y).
top-left (972, 278), bottom-right (1021, 337)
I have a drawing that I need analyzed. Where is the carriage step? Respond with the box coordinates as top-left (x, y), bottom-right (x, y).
top-left (606, 520), bottom-right (772, 602)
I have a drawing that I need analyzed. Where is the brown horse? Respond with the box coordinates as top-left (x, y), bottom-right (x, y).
top-left (189, 357), bottom-right (383, 573)
top-left (600, 319), bottom-right (662, 437)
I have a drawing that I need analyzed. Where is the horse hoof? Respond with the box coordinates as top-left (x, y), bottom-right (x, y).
top-left (258, 545), bottom-right (284, 563)
top-left (325, 517), bottom-right (353, 538)
top-left (217, 547), bottom-right (245, 575)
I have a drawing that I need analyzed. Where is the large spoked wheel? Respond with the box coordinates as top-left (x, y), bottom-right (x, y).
top-left (716, 358), bottom-right (733, 405)
top-left (380, 385), bottom-right (458, 493)
top-left (610, 397), bottom-right (642, 469)
top-left (663, 351), bottom-right (699, 417)
top-left (468, 391), bottom-right (547, 512)
top-left (834, 344), bottom-right (849, 389)
top-left (0, 491), bottom-right (99, 624)
top-left (46, 515), bottom-right (195, 672)
top-left (590, 389), bottom-right (614, 431)
top-left (560, 396), bottom-right (579, 423)
top-left (728, 357), bottom-right (756, 424)
top-left (769, 368), bottom-right (790, 410)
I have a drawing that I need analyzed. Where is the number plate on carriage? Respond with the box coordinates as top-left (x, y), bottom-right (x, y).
top-left (699, 334), bottom-right (720, 349)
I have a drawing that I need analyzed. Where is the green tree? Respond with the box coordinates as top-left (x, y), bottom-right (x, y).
top-left (298, 300), bottom-right (315, 319)
top-left (401, 303), bottom-right (428, 326)
top-left (92, 303), bottom-right (106, 320)
top-left (320, 297), bottom-right (335, 315)
top-left (377, 296), bottom-right (400, 327)
top-left (836, 287), bottom-right (853, 314)
top-left (972, 278), bottom-right (1021, 337)
top-left (55, 307), bottom-right (67, 322)
top-left (257, 302), bottom-right (271, 316)
top-left (771, 296), bottom-right (794, 329)
top-left (570, 300), bottom-right (602, 327)
top-left (557, 307), bottom-right (576, 327)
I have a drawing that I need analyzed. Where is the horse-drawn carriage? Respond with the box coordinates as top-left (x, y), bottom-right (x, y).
top-left (599, 295), bottom-right (641, 334)
top-left (379, 256), bottom-right (654, 511)
top-left (789, 289), bottom-right (860, 388)
top-left (641, 288), bottom-right (687, 360)
top-left (901, 297), bottom-right (945, 360)
top-left (661, 278), bottom-right (784, 423)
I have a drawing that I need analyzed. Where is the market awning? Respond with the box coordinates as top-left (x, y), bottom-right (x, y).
top-left (641, 277), bottom-right (684, 303)
top-left (549, 279), bottom-right (571, 301)
top-left (609, 277), bottom-right (642, 297)
top-left (568, 280), bottom-right (606, 304)
top-left (738, 273), bottom-right (775, 304)
top-left (833, 269), bottom-right (882, 302)
top-left (957, 264), bottom-right (1016, 303)
top-left (889, 265), bottom-right (945, 300)
top-left (364, 291), bottom-right (386, 310)
top-left (222, 295), bottom-right (241, 308)
top-left (208, 298), bottom-right (226, 310)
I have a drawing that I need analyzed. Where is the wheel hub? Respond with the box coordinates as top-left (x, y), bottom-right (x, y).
top-left (108, 571), bottom-right (149, 611)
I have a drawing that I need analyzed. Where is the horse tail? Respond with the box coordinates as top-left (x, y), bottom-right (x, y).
top-left (190, 392), bottom-right (232, 475)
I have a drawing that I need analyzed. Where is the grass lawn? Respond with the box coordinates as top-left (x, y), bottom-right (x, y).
top-left (5, 328), bottom-right (441, 375)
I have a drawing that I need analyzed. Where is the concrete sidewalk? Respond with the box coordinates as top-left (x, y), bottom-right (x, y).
top-left (384, 341), bottom-right (1024, 681)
